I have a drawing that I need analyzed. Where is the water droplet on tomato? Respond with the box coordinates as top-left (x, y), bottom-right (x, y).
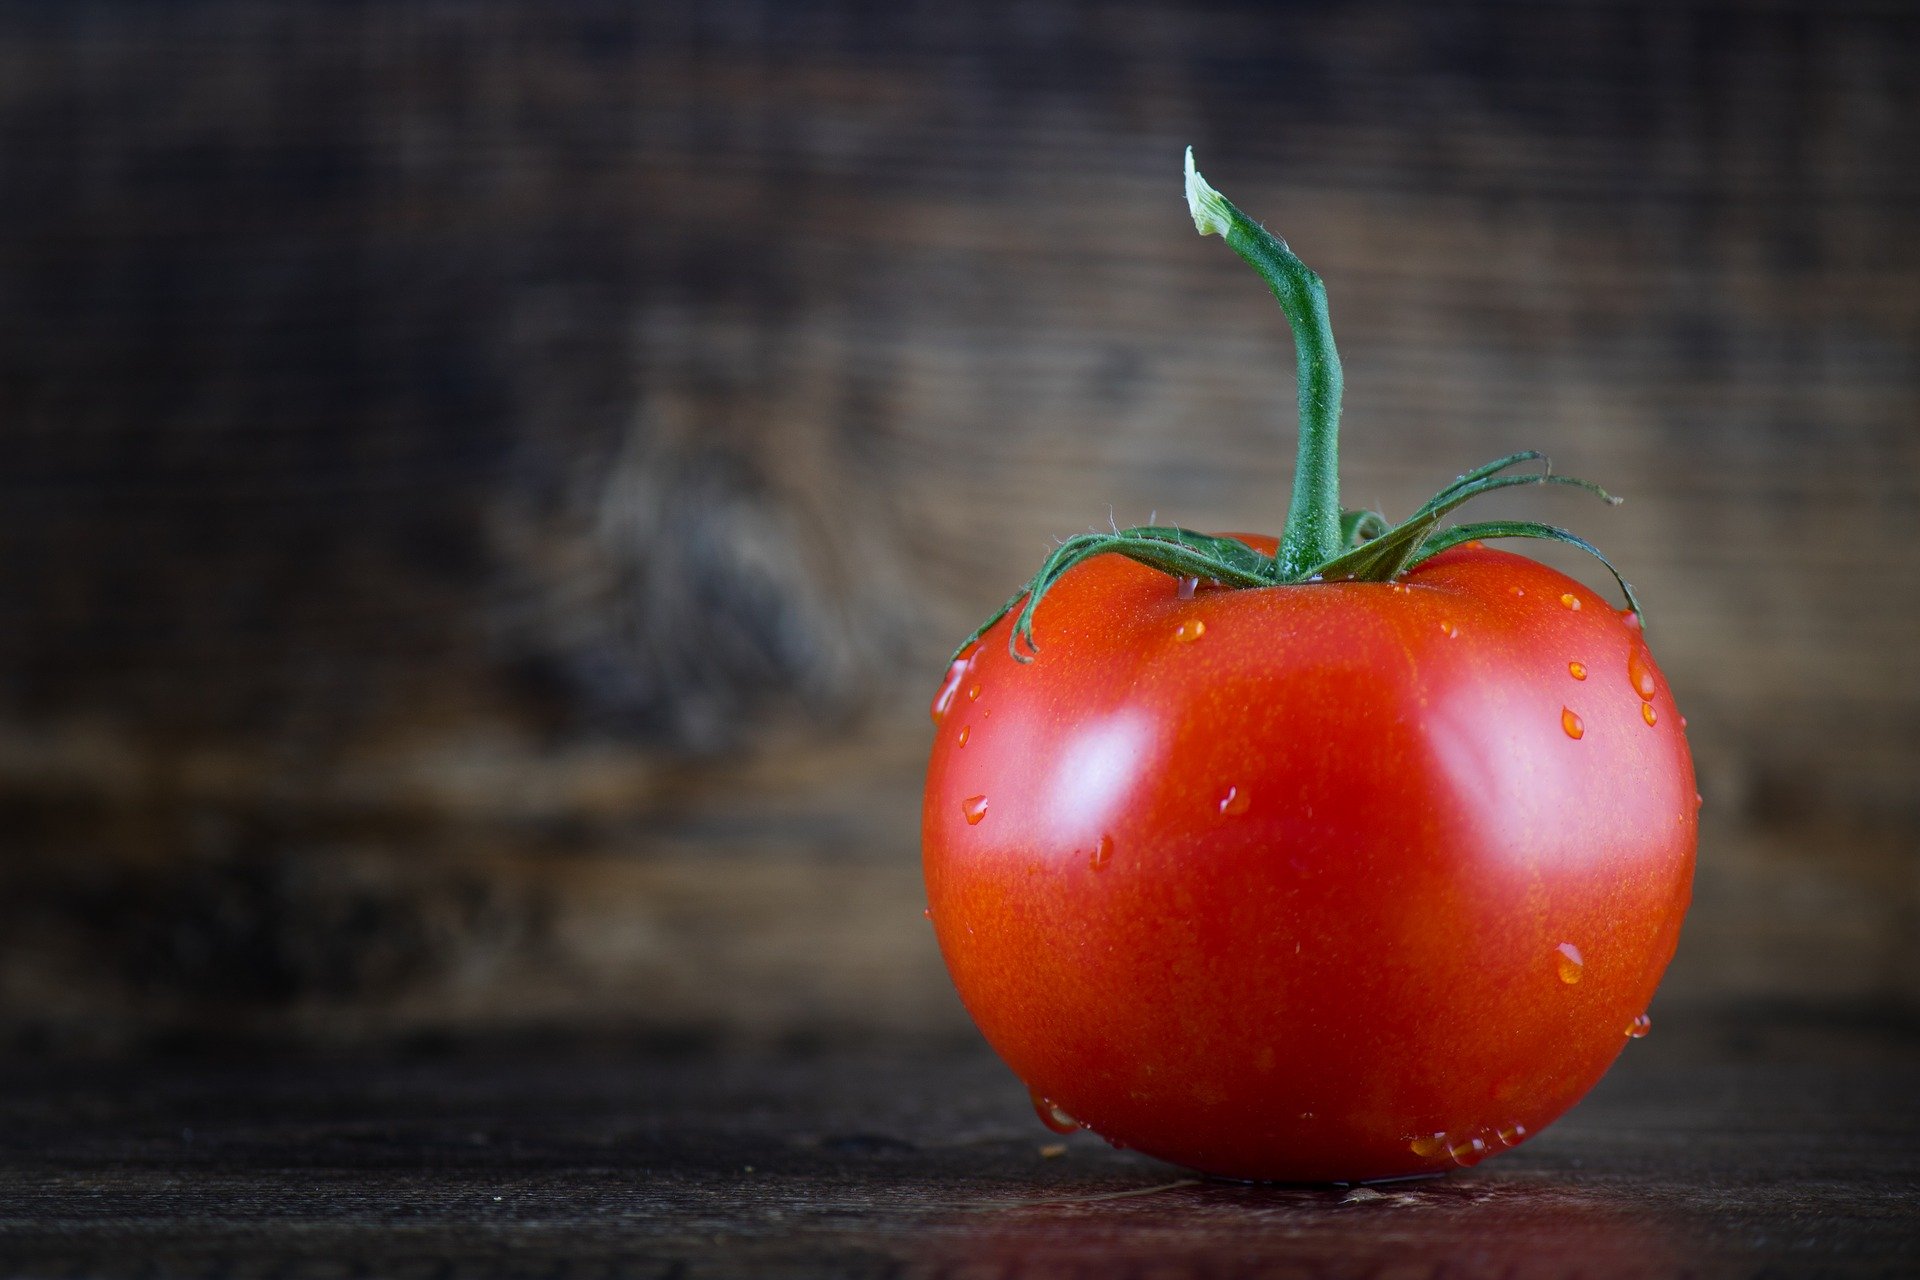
top-left (1627, 1013), bottom-right (1652, 1039)
top-left (1449, 1136), bottom-right (1489, 1166)
top-left (931, 657), bottom-right (971, 723)
top-left (1555, 942), bottom-right (1584, 984)
top-left (1627, 647), bottom-right (1657, 701)
top-left (922, 906), bottom-right (932, 919)
top-left (1176, 618), bottom-right (1206, 643)
top-left (1029, 1088), bottom-right (1083, 1135)
top-left (1089, 834), bottom-right (1114, 871)
top-left (957, 725), bottom-right (971, 747)
top-left (1621, 609), bottom-right (1642, 630)
top-left (1497, 1122), bottom-right (1527, 1146)
top-left (1680, 714), bottom-right (1688, 729)
top-left (1560, 592), bottom-right (1581, 611)
top-left (1568, 661), bottom-right (1587, 680)
top-left (1391, 583), bottom-right (1411, 595)
top-left (1177, 575), bottom-right (1199, 600)
top-left (962, 795), bottom-right (989, 825)
top-left (1641, 702), bottom-right (1658, 727)
top-left (1218, 786), bottom-right (1250, 816)
top-left (966, 683), bottom-right (982, 702)
top-left (1561, 707), bottom-right (1585, 739)
top-left (1409, 1133), bottom-right (1447, 1158)
top-left (1439, 619), bottom-right (1458, 638)
top-left (1510, 586), bottom-right (1525, 597)
top-left (1695, 791), bottom-right (1704, 809)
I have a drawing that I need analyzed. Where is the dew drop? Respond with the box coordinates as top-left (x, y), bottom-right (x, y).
top-left (1561, 707), bottom-right (1585, 739)
top-left (1627, 647), bottom-right (1658, 701)
top-left (1409, 1133), bottom-right (1447, 1158)
top-left (957, 725), bottom-right (971, 747)
top-left (1088, 834), bottom-right (1114, 871)
top-left (966, 683), bottom-right (982, 703)
top-left (1177, 575), bottom-right (1199, 600)
top-left (922, 906), bottom-right (932, 920)
top-left (1509, 585), bottom-right (1525, 597)
top-left (930, 656), bottom-right (972, 723)
top-left (1680, 715), bottom-right (1688, 729)
top-left (1626, 1013), bottom-right (1652, 1039)
top-left (1568, 661), bottom-right (1587, 680)
top-left (1560, 592), bottom-right (1581, 611)
top-left (1218, 785), bottom-right (1250, 817)
top-left (1440, 619), bottom-right (1458, 638)
top-left (1497, 1122), bottom-right (1528, 1147)
top-left (1695, 791), bottom-right (1704, 809)
top-left (962, 795), bottom-right (989, 825)
top-left (1029, 1088), bottom-right (1082, 1135)
top-left (1448, 1136), bottom-right (1489, 1166)
top-left (1641, 702), bottom-right (1658, 727)
top-left (1555, 942), bottom-right (1584, 984)
top-left (1621, 609), bottom-right (1642, 630)
top-left (1176, 618), bottom-right (1207, 643)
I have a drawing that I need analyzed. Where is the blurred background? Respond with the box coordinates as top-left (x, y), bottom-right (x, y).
top-left (0, 0), bottom-right (1913, 1051)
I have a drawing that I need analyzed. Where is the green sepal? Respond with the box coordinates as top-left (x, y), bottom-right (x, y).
top-left (1340, 509), bottom-right (1389, 547)
top-left (1406, 520), bottom-right (1644, 622)
top-left (953, 526), bottom-right (1276, 663)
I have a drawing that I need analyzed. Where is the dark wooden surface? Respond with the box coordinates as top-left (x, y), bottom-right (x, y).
top-left (0, 1011), bottom-right (1913, 1278)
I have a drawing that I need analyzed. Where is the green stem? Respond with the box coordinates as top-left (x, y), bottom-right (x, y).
top-left (1186, 148), bottom-right (1343, 578)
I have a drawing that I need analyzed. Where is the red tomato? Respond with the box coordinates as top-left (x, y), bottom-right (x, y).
top-left (923, 535), bottom-right (1695, 1182)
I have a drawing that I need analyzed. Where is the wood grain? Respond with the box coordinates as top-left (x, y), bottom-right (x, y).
top-left (0, 0), bottom-right (1915, 1042)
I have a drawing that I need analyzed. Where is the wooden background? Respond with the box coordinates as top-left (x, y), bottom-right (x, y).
top-left (0, 0), bottom-right (1914, 1048)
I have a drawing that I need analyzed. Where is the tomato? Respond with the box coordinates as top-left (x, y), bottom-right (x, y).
top-left (920, 152), bottom-right (1696, 1182)
top-left (924, 536), bottom-right (1694, 1181)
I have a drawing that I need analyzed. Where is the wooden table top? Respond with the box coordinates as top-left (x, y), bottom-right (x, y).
top-left (0, 1011), bottom-right (1913, 1278)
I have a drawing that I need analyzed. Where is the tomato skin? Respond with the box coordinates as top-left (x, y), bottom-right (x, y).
top-left (922, 540), bottom-right (1695, 1183)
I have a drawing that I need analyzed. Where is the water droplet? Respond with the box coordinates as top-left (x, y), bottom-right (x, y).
top-left (1439, 619), bottom-right (1458, 638)
top-left (1176, 576), bottom-right (1199, 600)
top-left (1561, 707), bottom-right (1585, 739)
top-left (1627, 647), bottom-right (1657, 701)
top-left (1641, 702), bottom-right (1658, 727)
top-left (1392, 583), bottom-right (1411, 595)
top-left (931, 656), bottom-right (972, 722)
top-left (1409, 1133), bottom-right (1447, 1158)
top-left (957, 725), bottom-right (971, 747)
top-left (1088, 834), bottom-right (1114, 871)
top-left (967, 683), bottom-right (982, 702)
top-left (962, 795), bottom-right (989, 825)
top-left (1464, 540), bottom-right (1485, 550)
top-left (1176, 618), bottom-right (1207, 643)
top-left (1449, 1136), bottom-right (1489, 1166)
top-left (1218, 785), bottom-right (1250, 816)
top-left (1626, 1013), bottom-right (1652, 1039)
top-left (1695, 791), bottom-right (1704, 809)
top-left (1497, 1122), bottom-right (1528, 1146)
top-left (1029, 1088), bottom-right (1082, 1135)
top-left (1568, 661), bottom-right (1587, 680)
top-left (1680, 715), bottom-right (1688, 729)
top-left (1555, 942), bottom-right (1584, 984)
top-left (922, 906), bottom-right (932, 919)
top-left (1560, 592), bottom-right (1581, 611)
top-left (1509, 586), bottom-right (1525, 597)
top-left (1621, 609), bottom-right (1642, 630)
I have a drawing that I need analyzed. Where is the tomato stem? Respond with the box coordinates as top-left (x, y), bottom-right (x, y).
top-left (1186, 148), bottom-right (1343, 578)
top-left (950, 153), bottom-right (1644, 663)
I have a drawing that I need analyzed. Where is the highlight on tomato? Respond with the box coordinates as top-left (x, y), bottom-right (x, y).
top-left (921, 149), bottom-right (1696, 1184)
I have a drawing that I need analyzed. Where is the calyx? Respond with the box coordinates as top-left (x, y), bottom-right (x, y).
top-left (963, 150), bottom-right (1639, 663)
